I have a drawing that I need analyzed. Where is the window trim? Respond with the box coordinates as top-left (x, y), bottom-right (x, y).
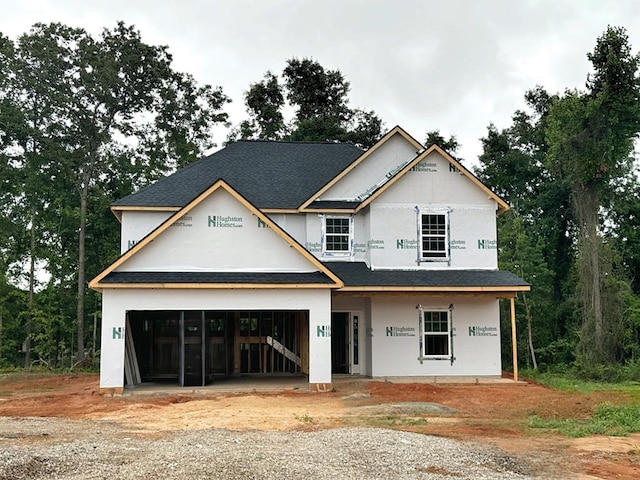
top-left (321, 215), bottom-right (353, 257)
top-left (422, 309), bottom-right (452, 360)
top-left (418, 210), bottom-right (450, 262)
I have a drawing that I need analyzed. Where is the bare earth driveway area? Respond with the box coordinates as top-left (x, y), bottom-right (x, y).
top-left (0, 374), bottom-right (639, 479)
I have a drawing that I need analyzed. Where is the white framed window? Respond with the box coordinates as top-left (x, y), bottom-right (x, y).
top-left (322, 216), bottom-right (353, 256)
top-left (423, 310), bottom-right (451, 358)
top-left (420, 212), bottom-right (448, 260)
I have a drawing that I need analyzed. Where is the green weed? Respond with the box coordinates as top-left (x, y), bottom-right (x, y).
top-left (294, 413), bottom-right (315, 423)
top-left (521, 369), bottom-right (640, 396)
top-left (529, 402), bottom-right (640, 437)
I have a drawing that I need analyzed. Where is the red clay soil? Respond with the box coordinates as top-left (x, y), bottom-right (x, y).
top-left (1, 373), bottom-right (639, 479)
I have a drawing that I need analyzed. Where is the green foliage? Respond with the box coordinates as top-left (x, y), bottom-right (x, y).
top-left (0, 22), bottom-right (229, 367)
top-left (424, 130), bottom-right (460, 155)
top-left (284, 58), bottom-right (351, 121)
top-left (522, 368), bottom-right (640, 394)
top-left (481, 25), bottom-right (640, 375)
top-left (293, 413), bottom-right (315, 424)
top-left (229, 58), bottom-right (384, 148)
top-left (529, 403), bottom-right (640, 437)
top-left (0, 277), bottom-right (27, 366)
top-left (534, 338), bottom-right (576, 371)
top-left (544, 27), bottom-right (640, 365)
top-left (350, 415), bottom-right (429, 428)
top-left (240, 71), bottom-right (286, 141)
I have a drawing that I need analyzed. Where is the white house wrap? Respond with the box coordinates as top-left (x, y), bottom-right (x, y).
top-left (91, 126), bottom-right (529, 393)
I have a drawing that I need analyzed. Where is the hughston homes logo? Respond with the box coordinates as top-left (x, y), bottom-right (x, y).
top-left (468, 326), bottom-right (498, 337)
top-left (207, 215), bottom-right (243, 228)
top-left (396, 239), bottom-right (418, 249)
top-left (477, 239), bottom-right (497, 249)
top-left (317, 325), bottom-right (331, 337)
top-left (386, 326), bottom-right (416, 337)
top-left (173, 215), bottom-right (193, 228)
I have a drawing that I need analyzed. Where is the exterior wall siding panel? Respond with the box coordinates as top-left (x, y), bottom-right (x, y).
top-left (369, 297), bottom-right (501, 377)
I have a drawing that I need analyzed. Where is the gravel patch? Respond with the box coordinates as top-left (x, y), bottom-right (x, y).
top-left (0, 417), bottom-right (536, 479)
top-left (352, 402), bottom-right (457, 415)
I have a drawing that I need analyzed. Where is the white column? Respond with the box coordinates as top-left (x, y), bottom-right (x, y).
top-left (99, 290), bottom-right (126, 393)
top-left (308, 300), bottom-right (333, 391)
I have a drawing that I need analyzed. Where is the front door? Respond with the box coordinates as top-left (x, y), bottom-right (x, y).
top-left (331, 312), bottom-right (349, 374)
top-left (331, 311), bottom-right (361, 374)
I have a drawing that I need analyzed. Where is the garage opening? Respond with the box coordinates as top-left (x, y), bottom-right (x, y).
top-left (127, 310), bottom-right (308, 387)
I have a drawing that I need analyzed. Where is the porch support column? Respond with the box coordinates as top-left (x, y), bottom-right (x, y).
top-left (99, 290), bottom-right (126, 395)
top-left (510, 296), bottom-right (518, 382)
top-left (308, 304), bottom-right (332, 392)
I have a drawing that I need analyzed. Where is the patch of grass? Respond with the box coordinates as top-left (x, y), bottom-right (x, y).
top-left (529, 402), bottom-right (640, 437)
top-left (294, 413), bottom-right (315, 424)
top-left (522, 369), bottom-right (640, 396)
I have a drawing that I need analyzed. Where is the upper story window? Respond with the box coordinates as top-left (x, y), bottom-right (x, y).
top-left (420, 213), bottom-right (448, 260)
top-left (323, 216), bottom-right (352, 256)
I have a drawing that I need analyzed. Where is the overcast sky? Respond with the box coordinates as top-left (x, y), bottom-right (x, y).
top-left (4, 0), bottom-right (640, 165)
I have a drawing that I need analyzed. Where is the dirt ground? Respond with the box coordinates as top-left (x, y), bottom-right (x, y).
top-left (1, 373), bottom-right (639, 479)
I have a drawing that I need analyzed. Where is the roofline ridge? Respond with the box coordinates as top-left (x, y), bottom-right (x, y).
top-left (234, 139), bottom-right (364, 147)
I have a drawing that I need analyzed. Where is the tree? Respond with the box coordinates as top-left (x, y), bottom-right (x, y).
top-left (237, 71), bottom-right (286, 141)
top-left (546, 26), bottom-right (640, 363)
top-left (229, 58), bottom-right (384, 148)
top-left (479, 27), bottom-right (640, 373)
top-left (477, 88), bottom-right (577, 369)
top-left (424, 130), bottom-right (460, 156)
top-left (2, 22), bottom-right (230, 364)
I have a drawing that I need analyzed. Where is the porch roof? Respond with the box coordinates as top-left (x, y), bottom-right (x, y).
top-left (100, 270), bottom-right (336, 286)
top-left (324, 262), bottom-right (530, 293)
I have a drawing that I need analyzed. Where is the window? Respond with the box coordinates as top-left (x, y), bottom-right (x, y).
top-left (421, 213), bottom-right (448, 259)
top-left (323, 216), bottom-right (352, 255)
top-left (423, 310), bottom-right (450, 357)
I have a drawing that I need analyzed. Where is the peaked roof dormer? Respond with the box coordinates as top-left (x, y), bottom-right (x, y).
top-left (300, 126), bottom-right (509, 214)
top-left (299, 126), bottom-right (423, 211)
top-left (354, 143), bottom-right (510, 213)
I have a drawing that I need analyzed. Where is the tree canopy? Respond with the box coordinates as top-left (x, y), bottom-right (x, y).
top-left (229, 58), bottom-right (384, 148)
top-left (477, 25), bottom-right (640, 375)
top-left (0, 22), bottom-right (229, 366)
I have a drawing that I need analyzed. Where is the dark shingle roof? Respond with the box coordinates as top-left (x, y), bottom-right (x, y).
top-left (307, 200), bottom-right (361, 210)
top-left (323, 262), bottom-right (529, 288)
top-left (100, 265), bottom-right (527, 290)
top-left (113, 140), bottom-right (364, 210)
top-left (101, 271), bottom-right (335, 284)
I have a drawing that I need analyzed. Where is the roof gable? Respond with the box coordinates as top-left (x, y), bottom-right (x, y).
top-left (90, 180), bottom-right (343, 290)
top-left (299, 126), bottom-right (422, 210)
top-left (355, 144), bottom-right (509, 213)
